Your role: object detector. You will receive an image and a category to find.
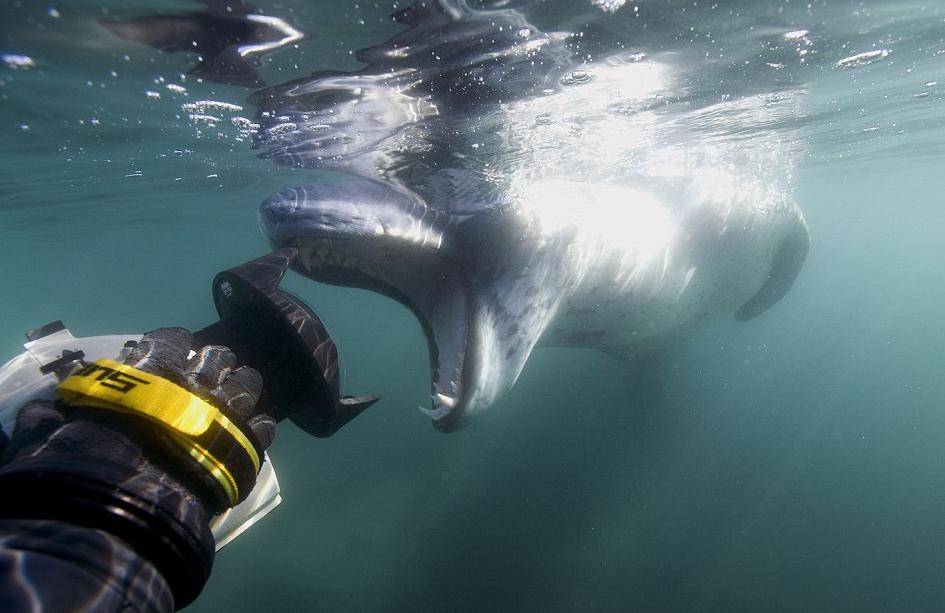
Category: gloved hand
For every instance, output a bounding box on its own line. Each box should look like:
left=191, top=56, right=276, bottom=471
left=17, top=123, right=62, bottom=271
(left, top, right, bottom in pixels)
left=128, top=326, right=275, bottom=451
left=0, top=327, right=275, bottom=513
left=0, top=328, right=277, bottom=608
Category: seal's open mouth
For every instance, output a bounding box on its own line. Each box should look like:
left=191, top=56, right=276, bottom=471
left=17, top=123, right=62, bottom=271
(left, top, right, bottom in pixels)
left=258, top=181, right=477, bottom=431
left=295, top=237, right=474, bottom=431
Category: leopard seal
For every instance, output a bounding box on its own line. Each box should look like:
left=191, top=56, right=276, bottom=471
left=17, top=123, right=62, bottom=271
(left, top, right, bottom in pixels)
left=255, top=0, right=810, bottom=431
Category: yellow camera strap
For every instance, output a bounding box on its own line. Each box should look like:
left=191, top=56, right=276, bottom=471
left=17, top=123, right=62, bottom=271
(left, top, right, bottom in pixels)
left=57, top=358, right=261, bottom=506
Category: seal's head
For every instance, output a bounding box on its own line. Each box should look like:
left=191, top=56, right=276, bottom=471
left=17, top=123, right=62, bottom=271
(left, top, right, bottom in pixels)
left=259, top=179, right=559, bottom=431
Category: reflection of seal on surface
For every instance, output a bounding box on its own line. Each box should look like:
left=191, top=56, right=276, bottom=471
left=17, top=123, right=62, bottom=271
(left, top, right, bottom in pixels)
left=98, top=0, right=302, bottom=88
left=252, top=0, right=811, bottom=431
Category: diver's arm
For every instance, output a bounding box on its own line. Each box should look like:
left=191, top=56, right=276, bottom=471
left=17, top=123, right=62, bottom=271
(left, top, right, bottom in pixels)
left=0, top=519, right=177, bottom=612
left=0, top=328, right=275, bottom=612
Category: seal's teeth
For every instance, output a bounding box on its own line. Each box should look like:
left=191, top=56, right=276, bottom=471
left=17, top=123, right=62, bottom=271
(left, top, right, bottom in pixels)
left=433, top=381, right=461, bottom=396
left=418, top=404, right=451, bottom=420
left=433, top=392, right=457, bottom=408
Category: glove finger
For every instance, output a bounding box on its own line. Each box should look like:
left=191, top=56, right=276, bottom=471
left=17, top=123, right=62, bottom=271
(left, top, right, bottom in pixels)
left=248, top=414, right=276, bottom=451
left=10, top=399, right=67, bottom=440
left=124, top=327, right=193, bottom=380
left=182, top=345, right=237, bottom=397
left=2, top=399, right=68, bottom=461
left=214, top=366, right=263, bottom=420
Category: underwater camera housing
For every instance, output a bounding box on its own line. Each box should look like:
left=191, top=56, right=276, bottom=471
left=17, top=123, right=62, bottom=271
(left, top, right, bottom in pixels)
left=194, top=247, right=379, bottom=437
left=0, top=248, right=379, bottom=549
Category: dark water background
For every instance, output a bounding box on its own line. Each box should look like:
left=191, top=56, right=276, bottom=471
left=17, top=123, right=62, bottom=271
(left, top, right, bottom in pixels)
left=2, top=0, right=945, bottom=611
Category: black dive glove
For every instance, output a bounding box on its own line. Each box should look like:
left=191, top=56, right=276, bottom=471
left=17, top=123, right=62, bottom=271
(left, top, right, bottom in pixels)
left=0, top=327, right=276, bottom=608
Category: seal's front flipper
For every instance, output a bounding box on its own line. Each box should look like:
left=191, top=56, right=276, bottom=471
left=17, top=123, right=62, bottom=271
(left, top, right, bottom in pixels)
left=735, top=219, right=810, bottom=321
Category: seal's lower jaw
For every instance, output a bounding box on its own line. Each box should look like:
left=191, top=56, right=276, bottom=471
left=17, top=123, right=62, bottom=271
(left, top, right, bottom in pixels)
left=423, top=298, right=543, bottom=432
left=421, top=328, right=509, bottom=433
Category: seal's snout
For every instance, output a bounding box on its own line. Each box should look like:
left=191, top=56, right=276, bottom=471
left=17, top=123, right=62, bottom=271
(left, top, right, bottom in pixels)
left=258, top=187, right=302, bottom=243
left=258, top=179, right=451, bottom=248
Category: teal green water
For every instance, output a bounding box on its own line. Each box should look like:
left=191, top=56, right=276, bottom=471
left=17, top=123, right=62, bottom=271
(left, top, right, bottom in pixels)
left=2, top=1, right=945, bottom=611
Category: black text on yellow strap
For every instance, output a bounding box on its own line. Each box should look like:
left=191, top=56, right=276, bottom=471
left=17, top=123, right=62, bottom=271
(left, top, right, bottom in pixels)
left=74, top=362, right=152, bottom=394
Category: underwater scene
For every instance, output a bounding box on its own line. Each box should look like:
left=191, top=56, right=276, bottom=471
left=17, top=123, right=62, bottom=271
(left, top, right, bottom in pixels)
left=1, top=0, right=944, bottom=610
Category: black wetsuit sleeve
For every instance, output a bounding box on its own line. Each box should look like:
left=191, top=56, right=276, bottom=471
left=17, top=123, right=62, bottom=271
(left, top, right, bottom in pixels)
left=0, top=330, right=270, bottom=611
left=0, top=405, right=217, bottom=612
left=0, top=519, right=174, bottom=613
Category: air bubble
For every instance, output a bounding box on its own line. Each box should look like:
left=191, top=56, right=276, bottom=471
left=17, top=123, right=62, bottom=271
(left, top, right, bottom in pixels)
left=188, top=114, right=221, bottom=125
left=2, top=54, right=36, bottom=70
left=561, top=69, right=595, bottom=86
left=836, top=49, right=890, bottom=69
left=181, top=100, right=243, bottom=114
left=591, top=0, right=626, bottom=14
left=266, top=122, right=298, bottom=136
